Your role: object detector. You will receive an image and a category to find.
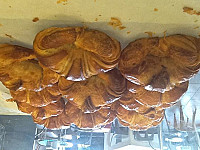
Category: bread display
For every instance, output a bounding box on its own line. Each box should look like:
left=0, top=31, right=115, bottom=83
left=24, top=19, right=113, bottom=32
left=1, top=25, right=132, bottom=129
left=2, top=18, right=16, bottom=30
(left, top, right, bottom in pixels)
left=33, top=27, right=121, bottom=81
left=58, top=68, right=126, bottom=113
left=0, top=30, right=199, bottom=131
left=119, top=35, right=200, bottom=92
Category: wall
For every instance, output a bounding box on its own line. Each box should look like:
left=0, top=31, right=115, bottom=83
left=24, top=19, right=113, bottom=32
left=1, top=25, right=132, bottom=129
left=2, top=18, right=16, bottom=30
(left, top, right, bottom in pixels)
left=0, top=115, right=36, bottom=150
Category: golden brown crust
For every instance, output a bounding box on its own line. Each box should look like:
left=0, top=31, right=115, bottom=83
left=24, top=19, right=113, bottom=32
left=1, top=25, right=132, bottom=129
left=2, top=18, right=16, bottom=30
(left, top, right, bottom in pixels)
left=115, top=102, right=164, bottom=130
left=0, top=44, right=35, bottom=68
left=33, top=27, right=121, bottom=81
left=10, top=84, right=62, bottom=107
left=31, top=98, right=65, bottom=120
left=119, top=90, right=151, bottom=113
left=17, top=98, right=65, bottom=120
left=0, top=60, right=43, bottom=91
left=40, top=64, right=60, bottom=87
left=33, top=111, right=71, bottom=129
left=126, top=81, right=188, bottom=107
left=119, top=35, right=200, bottom=92
left=16, top=101, right=36, bottom=114
left=59, top=68, right=126, bottom=113
left=65, top=102, right=115, bottom=128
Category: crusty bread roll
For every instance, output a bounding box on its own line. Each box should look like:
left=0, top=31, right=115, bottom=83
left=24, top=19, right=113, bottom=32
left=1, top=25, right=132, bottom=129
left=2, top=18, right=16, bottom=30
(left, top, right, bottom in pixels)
left=119, top=35, right=200, bottom=92
left=33, top=27, right=121, bottom=81
left=58, top=68, right=126, bottom=113
left=65, top=102, right=115, bottom=128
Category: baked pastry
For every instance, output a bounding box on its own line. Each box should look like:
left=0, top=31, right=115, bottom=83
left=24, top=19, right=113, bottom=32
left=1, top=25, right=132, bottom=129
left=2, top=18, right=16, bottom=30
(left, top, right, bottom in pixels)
left=16, top=101, right=36, bottom=114
left=58, top=68, right=126, bottom=113
left=115, top=101, right=164, bottom=130
left=0, top=60, right=43, bottom=91
left=119, top=90, right=151, bottom=114
left=0, top=44, right=35, bottom=68
left=10, top=84, right=62, bottom=107
left=31, top=98, right=65, bottom=119
left=33, top=27, right=121, bottom=81
left=119, top=35, right=200, bottom=92
left=65, top=102, right=115, bottom=128
left=17, top=97, right=68, bottom=129
left=126, top=81, right=188, bottom=107
left=33, top=111, right=71, bottom=129
left=41, top=64, right=60, bottom=87
left=16, top=98, right=65, bottom=119
left=0, top=44, right=59, bottom=90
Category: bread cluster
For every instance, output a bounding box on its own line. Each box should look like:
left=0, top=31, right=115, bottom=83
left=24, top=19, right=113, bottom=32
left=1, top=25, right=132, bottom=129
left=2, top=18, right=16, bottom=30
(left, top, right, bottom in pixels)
left=0, top=27, right=199, bottom=130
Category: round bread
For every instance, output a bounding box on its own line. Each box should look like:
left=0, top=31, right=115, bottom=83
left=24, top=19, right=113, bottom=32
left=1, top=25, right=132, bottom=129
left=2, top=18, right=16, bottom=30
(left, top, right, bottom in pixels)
left=58, top=68, right=126, bottom=113
left=119, top=35, right=200, bottom=92
left=33, top=27, right=121, bottom=81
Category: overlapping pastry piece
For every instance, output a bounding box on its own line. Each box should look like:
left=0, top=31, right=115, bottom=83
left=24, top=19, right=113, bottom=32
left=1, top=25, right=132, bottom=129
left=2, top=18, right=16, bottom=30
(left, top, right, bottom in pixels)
left=65, top=102, right=116, bottom=128
left=0, top=44, right=64, bottom=122
left=119, top=35, right=200, bottom=92
left=0, top=44, right=39, bottom=90
left=124, top=81, right=188, bottom=108
left=33, top=111, right=71, bottom=129
left=58, top=68, right=126, bottom=113
left=114, top=101, right=164, bottom=130
left=0, top=44, right=35, bottom=68
left=117, top=35, right=197, bottom=130
left=10, top=84, right=61, bottom=107
left=15, top=93, right=67, bottom=129
left=17, top=98, right=65, bottom=119
left=0, top=44, right=62, bottom=107
left=31, top=101, right=116, bottom=129
left=5, top=60, right=62, bottom=107
left=33, top=27, right=121, bottom=81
